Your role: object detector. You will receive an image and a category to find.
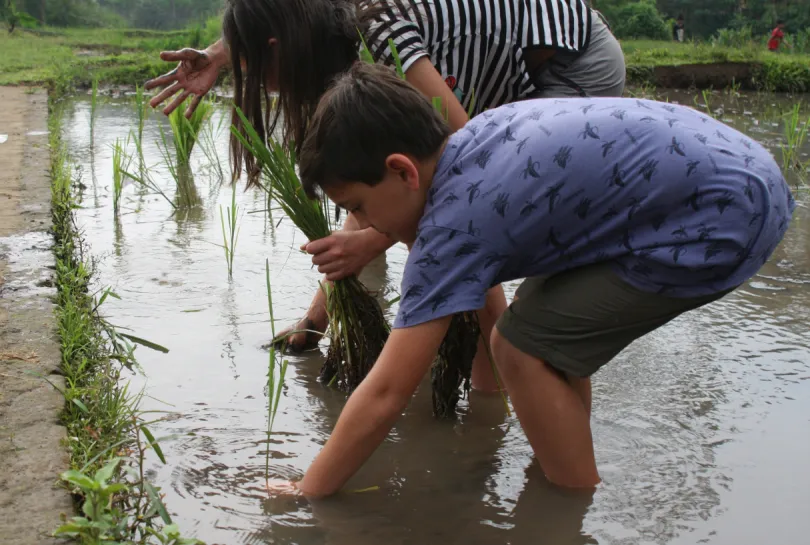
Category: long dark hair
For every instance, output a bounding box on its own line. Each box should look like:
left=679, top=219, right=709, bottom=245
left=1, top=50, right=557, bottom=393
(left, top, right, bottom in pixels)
left=223, top=0, right=374, bottom=187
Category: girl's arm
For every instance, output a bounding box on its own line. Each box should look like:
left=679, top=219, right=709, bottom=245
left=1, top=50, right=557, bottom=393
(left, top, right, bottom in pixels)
left=404, top=57, right=471, bottom=132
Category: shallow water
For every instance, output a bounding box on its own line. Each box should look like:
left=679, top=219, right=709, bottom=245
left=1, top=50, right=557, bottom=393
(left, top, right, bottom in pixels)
left=62, top=90, right=810, bottom=545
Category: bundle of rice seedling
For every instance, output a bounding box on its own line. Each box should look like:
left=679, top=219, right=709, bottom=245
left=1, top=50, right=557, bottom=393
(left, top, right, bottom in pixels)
left=431, top=312, right=481, bottom=418
left=231, top=108, right=389, bottom=392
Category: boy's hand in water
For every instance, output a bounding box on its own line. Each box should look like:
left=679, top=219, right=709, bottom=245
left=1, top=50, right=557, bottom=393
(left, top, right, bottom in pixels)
left=303, top=229, right=391, bottom=281
left=265, top=479, right=303, bottom=497
left=145, top=43, right=225, bottom=118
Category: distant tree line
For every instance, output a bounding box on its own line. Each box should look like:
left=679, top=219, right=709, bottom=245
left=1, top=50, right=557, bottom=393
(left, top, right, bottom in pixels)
left=13, top=0, right=222, bottom=29
left=596, top=0, right=809, bottom=40
left=5, top=0, right=810, bottom=37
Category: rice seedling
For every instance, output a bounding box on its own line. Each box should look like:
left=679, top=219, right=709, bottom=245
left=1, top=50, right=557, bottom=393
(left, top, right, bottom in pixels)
left=111, top=137, right=133, bottom=217
left=168, top=96, right=213, bottom=167
left=90, top=77, right=99, bottom=142
left=131, top=85, right=148, bottom=173
left=199, top=99, right=227, bottom=182
left=264, top=259, right=288, bottom=482
left=232, top=108, right=389, bottom=391
left=696, top=89, right=716, bottom=119
left=220, top=182, right=241, bottom=278
left=156, top=123, right=200, bottom=209
left=781, top=103, right=809, bottom=178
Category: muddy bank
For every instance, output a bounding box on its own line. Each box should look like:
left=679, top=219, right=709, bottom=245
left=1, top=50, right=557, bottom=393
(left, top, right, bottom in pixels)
left=627, top=60, right=810, bottom=92
left=0, top=87, right=72, bottom=544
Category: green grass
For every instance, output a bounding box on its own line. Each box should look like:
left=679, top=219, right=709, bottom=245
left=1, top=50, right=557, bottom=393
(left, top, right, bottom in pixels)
left=50, top=100, right=200, bottom=544
left=0, top=21, right=222, bottom=96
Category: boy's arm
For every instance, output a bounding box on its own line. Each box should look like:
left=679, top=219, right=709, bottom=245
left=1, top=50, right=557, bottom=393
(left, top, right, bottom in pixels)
left=297, top=316, right=452, bottom=497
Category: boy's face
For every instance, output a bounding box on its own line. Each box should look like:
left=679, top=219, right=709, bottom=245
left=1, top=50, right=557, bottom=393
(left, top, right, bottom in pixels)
left=324, top=154, right=427, bottom=245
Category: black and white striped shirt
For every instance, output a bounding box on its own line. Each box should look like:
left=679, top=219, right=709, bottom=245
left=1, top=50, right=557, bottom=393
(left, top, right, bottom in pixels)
left=365, top=0, right=592, bottom=114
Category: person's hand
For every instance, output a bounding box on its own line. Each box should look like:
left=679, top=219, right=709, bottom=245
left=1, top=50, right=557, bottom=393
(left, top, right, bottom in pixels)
left=145, top=48, right=222, bottom=118
left=303, top=230, right=383, bottom=281
left=265, top=479, right=303, bottom=496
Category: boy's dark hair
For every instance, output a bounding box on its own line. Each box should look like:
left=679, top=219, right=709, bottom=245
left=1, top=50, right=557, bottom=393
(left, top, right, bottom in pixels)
left=299, top=62, right=452, bottom=198
left=776, top=19, right=785, bottom=25
left=223, top=0, right=381, bottom=187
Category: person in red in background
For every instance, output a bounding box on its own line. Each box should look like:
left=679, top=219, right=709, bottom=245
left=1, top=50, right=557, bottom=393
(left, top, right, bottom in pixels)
left=768, top=20, right=792, bottom=52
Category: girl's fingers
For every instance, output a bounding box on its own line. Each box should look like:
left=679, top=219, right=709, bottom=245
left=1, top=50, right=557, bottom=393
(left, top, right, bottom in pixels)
left=149, top=81, right=181, bottom=108
left=164, top=90, right=191, bottom=116
left=144, top=69, right=178, bottom=91
left=185, top=94, right=203, bottom=119
left=159, top=49, right=200, bottom=62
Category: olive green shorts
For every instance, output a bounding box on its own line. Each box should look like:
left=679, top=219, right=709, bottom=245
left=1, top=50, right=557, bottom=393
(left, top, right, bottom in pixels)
left=495, top=263, right=734, bottom=377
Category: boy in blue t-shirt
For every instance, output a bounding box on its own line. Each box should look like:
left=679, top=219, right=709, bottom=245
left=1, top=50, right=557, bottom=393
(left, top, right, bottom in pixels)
left=277, top=63, right=794, bottom=497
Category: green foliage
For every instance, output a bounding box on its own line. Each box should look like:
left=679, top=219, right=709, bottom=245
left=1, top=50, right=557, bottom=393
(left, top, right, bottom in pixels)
left=606, top=0, right=669, bottom=40
left=50, top=106, right=198, bottom=544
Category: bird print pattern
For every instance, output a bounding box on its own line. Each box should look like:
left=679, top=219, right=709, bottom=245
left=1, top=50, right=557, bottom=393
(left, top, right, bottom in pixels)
left=392, top=97, right=795, bottom=329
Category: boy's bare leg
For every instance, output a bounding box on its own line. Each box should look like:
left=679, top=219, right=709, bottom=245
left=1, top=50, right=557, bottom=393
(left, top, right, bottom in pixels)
left=471, top=285, right=508, bottom=392
left=567, top=376, right=592, bottom=417
left=490, top=327, right=600, bottom=488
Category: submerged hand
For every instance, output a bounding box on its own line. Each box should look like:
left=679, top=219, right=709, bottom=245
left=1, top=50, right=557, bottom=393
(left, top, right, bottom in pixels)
left=303, top=230, right=381, bottom=281
left=265, top=479, right=303, bottom=497
left=145, top=48, right=221, bottom=117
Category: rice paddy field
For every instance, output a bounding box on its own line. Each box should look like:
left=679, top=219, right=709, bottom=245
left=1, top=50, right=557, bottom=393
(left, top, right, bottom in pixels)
left=58, top=88, right=810, bottom=544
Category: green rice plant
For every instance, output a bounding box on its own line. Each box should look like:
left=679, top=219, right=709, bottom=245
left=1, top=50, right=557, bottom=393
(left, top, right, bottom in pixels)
left=90, top=77, right=99, bottom=143
left=111, top=137, right=133, bottom=217
left=131, top=84, right=148, bottom=174
left=199, top=99, right=226, bottom=182
left=781, top=103, right=810, bottom=179
left=168, top=97, right=213, bottom=166
left=696, top=88, right=716, bottom=119
left=231, top=108, right=389, bottom=391
left=219, top=182, right=241, bottom=278
left=156, top=123, right=200, bottom=209
left=264, top=259, right=288, bottom=482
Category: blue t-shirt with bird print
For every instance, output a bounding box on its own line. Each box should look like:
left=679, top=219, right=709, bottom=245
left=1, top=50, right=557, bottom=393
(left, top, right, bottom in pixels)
left=394, top=97, right=795, bottom=329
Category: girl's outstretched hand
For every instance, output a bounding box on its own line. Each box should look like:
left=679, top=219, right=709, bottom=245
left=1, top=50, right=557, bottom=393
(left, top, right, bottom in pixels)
left=145, top=47, right=223, bottom=118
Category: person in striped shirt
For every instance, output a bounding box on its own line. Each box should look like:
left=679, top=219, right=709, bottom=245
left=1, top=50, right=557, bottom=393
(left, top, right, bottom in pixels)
left=145, top=0, right=626, bottom=391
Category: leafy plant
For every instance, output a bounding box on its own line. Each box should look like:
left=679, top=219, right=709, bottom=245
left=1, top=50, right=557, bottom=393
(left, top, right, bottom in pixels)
left=219, top=182, right=241, bottom=278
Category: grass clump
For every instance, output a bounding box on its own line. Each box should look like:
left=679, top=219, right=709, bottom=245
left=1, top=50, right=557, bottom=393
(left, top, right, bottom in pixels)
left=49, top=104, right=201, bottom=544
left=232, top=108, right=389, bottom=391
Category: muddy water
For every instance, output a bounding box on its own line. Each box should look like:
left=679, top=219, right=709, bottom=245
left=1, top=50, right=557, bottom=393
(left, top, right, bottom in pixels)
left=62, top=90, right=810, bottom=545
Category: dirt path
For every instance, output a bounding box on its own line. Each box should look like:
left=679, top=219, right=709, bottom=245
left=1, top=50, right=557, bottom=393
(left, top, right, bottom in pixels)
left=0, top=87, right=72, bottom=544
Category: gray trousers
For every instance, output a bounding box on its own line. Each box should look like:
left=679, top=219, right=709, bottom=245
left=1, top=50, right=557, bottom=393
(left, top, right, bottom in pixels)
left=530, top=10, right=626, bottom=99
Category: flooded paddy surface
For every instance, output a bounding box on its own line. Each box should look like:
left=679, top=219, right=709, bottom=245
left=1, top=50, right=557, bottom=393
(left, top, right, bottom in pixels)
left=62, top=89, right=810, bottom=545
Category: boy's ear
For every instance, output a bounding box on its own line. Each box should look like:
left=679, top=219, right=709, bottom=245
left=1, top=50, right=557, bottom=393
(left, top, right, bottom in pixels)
left=385, top=153, right=420, bottom=191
